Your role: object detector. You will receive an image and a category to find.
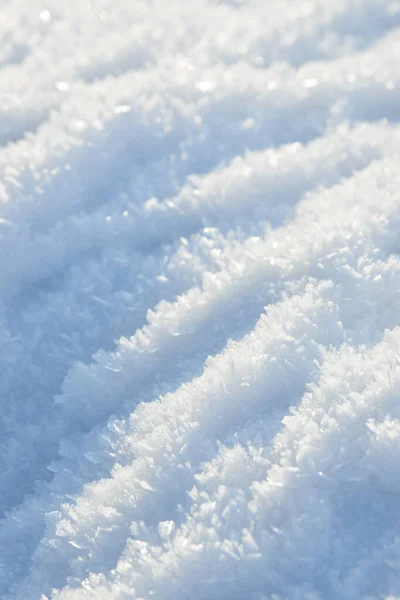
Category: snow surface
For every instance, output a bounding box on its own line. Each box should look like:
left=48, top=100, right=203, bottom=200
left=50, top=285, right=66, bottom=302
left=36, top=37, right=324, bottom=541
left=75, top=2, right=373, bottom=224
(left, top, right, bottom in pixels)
left=1, top=0, right=400, bottom=598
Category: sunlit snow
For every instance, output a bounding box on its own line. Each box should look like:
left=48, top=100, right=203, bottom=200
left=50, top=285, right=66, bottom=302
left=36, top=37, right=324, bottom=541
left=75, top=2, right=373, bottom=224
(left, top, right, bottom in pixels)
left=1, top=0, right=400, bottom=598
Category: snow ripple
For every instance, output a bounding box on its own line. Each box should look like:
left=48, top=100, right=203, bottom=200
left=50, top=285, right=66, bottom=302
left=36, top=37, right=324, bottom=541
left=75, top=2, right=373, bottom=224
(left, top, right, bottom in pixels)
left=1, top=1, right=400, bottom=599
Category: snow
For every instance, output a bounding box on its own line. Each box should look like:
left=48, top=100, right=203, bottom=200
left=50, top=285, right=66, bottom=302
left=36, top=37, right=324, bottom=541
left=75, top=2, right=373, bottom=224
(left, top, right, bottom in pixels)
left=1, top=0, right=400, bottom=598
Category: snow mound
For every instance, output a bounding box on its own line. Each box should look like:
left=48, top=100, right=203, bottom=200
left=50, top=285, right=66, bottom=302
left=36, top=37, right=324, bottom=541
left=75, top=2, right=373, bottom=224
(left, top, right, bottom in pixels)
left=1, top=1, right=400, bottom=598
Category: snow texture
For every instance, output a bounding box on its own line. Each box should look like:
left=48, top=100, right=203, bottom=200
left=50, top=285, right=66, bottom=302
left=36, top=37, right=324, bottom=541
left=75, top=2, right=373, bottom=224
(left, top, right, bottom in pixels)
left=1, top=0, right=400, bottom=598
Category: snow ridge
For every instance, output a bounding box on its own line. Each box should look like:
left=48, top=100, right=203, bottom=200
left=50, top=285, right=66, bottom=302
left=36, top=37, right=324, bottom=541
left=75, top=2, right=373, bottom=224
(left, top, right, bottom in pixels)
left=1, top=1, right=400, bottom=598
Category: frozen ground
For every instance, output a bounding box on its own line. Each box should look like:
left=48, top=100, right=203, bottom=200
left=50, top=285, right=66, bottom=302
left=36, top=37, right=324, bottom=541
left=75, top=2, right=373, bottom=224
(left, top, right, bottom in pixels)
left=1, top=0, right=400, bottom=598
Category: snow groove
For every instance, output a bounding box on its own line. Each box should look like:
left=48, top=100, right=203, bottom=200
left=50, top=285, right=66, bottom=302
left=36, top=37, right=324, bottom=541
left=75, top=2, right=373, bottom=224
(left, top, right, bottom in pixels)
left=1, top=1, right=400, bottom=599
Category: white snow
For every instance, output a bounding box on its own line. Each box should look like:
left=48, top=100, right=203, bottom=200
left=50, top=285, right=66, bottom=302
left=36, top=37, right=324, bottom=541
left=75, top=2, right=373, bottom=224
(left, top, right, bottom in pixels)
left=1, top=0, right=400, bottom=598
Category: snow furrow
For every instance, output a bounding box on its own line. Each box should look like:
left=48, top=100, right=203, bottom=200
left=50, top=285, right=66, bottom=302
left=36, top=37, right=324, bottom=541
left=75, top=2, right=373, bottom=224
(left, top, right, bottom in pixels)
left=1, top=2, right=400, bottom=599
left=58, top=155, right=400, bottom=431
left=0, top=121, right=395, bottom=519
left=89, top=330, right=400, bottom=600
left=3, top=153, right=400, bottom=597
left=2, top=29, right=400, bottom=303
